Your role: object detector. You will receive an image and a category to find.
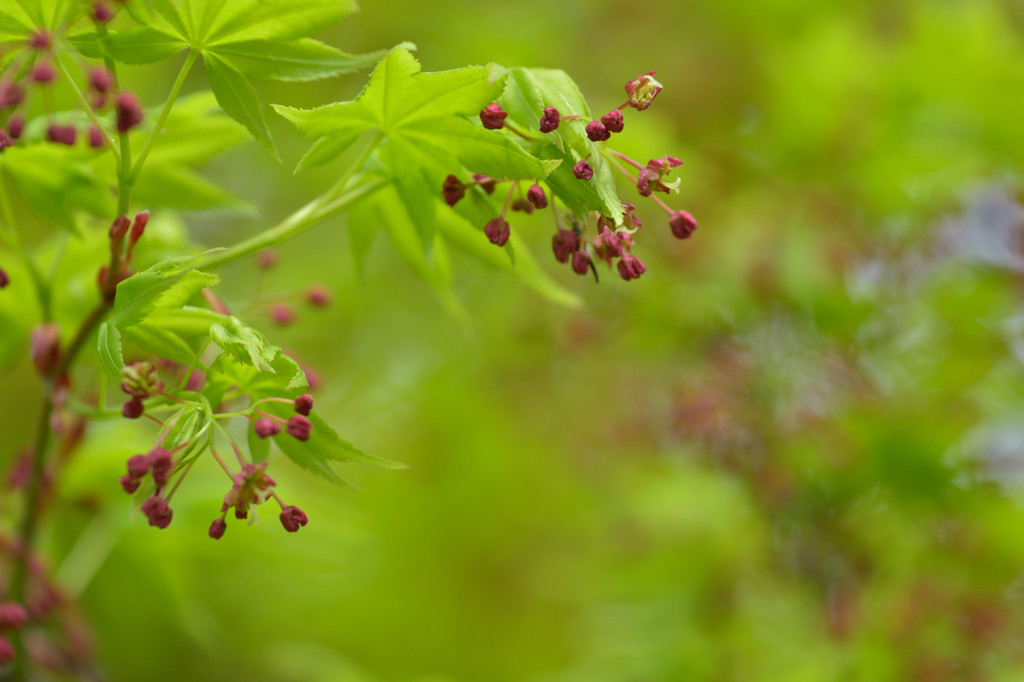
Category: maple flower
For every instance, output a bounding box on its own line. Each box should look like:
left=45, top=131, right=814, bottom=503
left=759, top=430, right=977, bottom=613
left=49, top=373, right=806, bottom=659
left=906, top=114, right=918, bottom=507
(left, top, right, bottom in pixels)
left=625, top=71, right=663, bottom=110
left=551, top=229, right=579, bottom=264
left=484, top=218, right=511, bottom=247
left=479, top=103, right=508, bottom=130
left=573, top=160, right=594, bottom=181
left=669, top=210, right=697, bottom=239
left=539, top=106, right=560, bottom=133
left=279, top=505, right=309, bottom=532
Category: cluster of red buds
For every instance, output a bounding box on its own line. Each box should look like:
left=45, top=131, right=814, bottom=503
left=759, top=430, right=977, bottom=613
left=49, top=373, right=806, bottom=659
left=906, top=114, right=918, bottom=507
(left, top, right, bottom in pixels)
left=249, top=249, right=333, bottom=327
left=441, top=70, right=697, bottom=282
left=0, top=5, right=144, bottom=155
left=116, top=380, right=314, bottom=536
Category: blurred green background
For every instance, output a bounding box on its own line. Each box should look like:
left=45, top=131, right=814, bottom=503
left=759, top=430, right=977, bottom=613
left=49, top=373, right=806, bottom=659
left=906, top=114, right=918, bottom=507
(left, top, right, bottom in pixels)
left=7, top=0, right=1024, bottom=680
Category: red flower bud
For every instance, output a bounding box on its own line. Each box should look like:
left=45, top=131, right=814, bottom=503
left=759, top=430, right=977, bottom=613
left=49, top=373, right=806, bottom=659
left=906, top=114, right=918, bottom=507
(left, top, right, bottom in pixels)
left=279, top=505, right=309, bottom=532
left=6, top=116, right=23, bottom=140
left=257, top=249, right=277, bottom=269
left=593, top=226, right=623, bottom=261
left=286, top=415, right=312, bottom=441
left=126, top=454, right=150, bottom=479
left=29, top=30, right=50, bottom=49
left=442, top=174, right=466, bottom=207
left=93, top=0, right=114, bottom=22
left=109, top=215, right=130, bottom=242
left=270, top=303, right=296, bottom=326
left=585, top=120, right=610, bottom=142
left=115, top=92, right=144, bottom=132
left=88, top=126, right=105, bottom=148
left=120, top=474, right=140, bottom=494
left=472, top=173, right=496, bottom=195
left=539, top=106, right=560, bottom=133
left=617, top=254, right=647, bottom=281
left=141, top=496, right=173, bottom=529
left=129, top=210, right=149, bottom=244
left=479, top=103, right=507, bottom=130
left=31, top=324, right=60, bottom=375
left=600, top=109, right=624, bottom=133
left=0, top=268, right=9, bottom=289
left=89, top=68, right=112, bottom=94
left=46, top=124, right=77, bottom=146
left=32, top=61, right=55, bottom=84
left=0, top=603, right=28, bottom=630
left=551, top=229, right=579, bottom=264
left=208, top=519, right=227, bottom=539
left=0, top=82, right=24, bottom=110
left=306, top=284, right=331, bottom=307
left=669, top=210, right=697, bottom=239
left=571, top=250, right=592, bottom=276
left=573, top=160, right=593, bottom=181
left=526, top=184, right=547, bottom=209
left=511, top=197, right=533, bottom=214
left=122, top=397, right=144, bottom=419
left=0, top=637, right=13, bottom=665
left=149, top=448, right=173, bottom=489
left=484, top=217, right=510, bottom=247
left=294, top=394, right=314, bottom=416
left=254, top=418, right=280, bottom=438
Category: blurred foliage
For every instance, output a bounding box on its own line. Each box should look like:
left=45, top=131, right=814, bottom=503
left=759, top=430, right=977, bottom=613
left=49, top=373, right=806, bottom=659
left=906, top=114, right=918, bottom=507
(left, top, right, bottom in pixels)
left=4, top=0, right=1024, bottom=680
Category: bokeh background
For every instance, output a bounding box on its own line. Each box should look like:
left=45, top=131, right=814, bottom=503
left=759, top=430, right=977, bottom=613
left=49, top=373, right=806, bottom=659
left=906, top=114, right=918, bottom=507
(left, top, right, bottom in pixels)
left=6, top=0, right=1024, bottom=680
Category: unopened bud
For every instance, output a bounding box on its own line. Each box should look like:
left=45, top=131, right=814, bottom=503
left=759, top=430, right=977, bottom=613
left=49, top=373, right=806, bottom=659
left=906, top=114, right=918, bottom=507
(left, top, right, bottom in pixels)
left=109, top=215, right=130, bottom=242
left=89, top=68, right=112, bottom=94
left=122, top=397, right=144, bottom=419
left=551, top=229, right=579, bottom=264
left=306, top=285, right=331, bottom=307
left=0, top=82, right=24, bottom=110
left=141, top=496, right=173, bottom=529
left=93, top=0, right=113, bottom=22
left=208, top=518, right=227, bottom=540
left=484, top=217, right=510, bottom=247
left=526, top=184, right=547, bottom=209
left=29, top=30, right=50, bottom=49
left=279, top=505, right=309, bottom=532
left=286, top=415, right=312, bottom=441
left=539, top=106, right=560, bottom=133
left=31, top=61, right=55, bottom=84
left=669, top=210, right=697, bottom=239
left=617, top=254, right=647, bottom=281
left=6, top=116, right=23, bottom=140
left=0, top=268, right=9, bottom=289
left=479, top=103, right=507, bottom=130
left=88, top=126, right=105, bottom=148
left=0, top=603, right=28, bottom=630
left=585, top=120, right=610, bottom=142
left=0, top=637, right=13, bottom=665
left=46, top=123, right=77, bottom=146
left=115, top=92, right=144, bottom=132
left=257, top=249, right=277, bottom=269
left=254, top=418, right=280, bottom=438
left=571, top=250, right=591, bottom=276
left=573, top=160, right=593, bottom=181
left=126, top=453, right=150, bottom=479
left=270, top=303, right=296, bottom=326
left=30, top=324, right=60, bottom=375
left=472, top=173, right=496, bottom=195
left=294, top=394, right=314, bottom=416
left=442, top=174, right=466, bottom=207
left=129, top=210, right=149, bottom=244
left=600, top=109, right=624, bottom=133
left=120, top=474, right=140, bottom=494
left=149, top=448, right=173, bottom=489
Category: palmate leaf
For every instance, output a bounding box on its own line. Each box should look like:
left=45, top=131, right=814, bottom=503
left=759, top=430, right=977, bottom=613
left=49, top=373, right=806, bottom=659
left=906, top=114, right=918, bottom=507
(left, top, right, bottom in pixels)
left=71, top=0, right=380, bottom=156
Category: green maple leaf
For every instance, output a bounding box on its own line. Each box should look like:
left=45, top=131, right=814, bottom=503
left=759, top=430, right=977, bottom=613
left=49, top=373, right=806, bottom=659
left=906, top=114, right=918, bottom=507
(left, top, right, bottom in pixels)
left=274, top=47, right=560, bottom=249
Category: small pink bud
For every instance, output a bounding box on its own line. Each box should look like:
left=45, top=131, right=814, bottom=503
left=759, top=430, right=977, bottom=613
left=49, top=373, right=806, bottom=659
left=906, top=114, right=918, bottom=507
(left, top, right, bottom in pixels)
left=0, top=82, right=24, bottom=110
left=593, top=226, right=623, bottom=260
left=484, top=217, right=510, bottom=247
left=279, top=505, right=309, bottom=532
left=294, top=394, right=314, bottom=416
left=120, top=474, right=140, bottom=494
left=571, top=250, right=591, bottom=276
left=129, top=210, right=149, bottom=244
left=257, top=249, right=277, bottom=269
left=551, top=229, right=579, bottom=264
left=89, top=68, right=112, bottom=94
left=585, top=120, right=610, bottom=142
left=208, top=519, right=227, bottom=539
left=625, top=71, right=663, bottom=110
left=472, top=173, right=496, bottom=195
left=526, top=184, right=547, bottom=209
left=6, top=116, right=24, bottom=140
left=0, top=131, right=11, bottom=151
left=30, top=324, right=60, bottom=375
left=479, top=103, right=507, bottom=130
left=0, top=637, right=13, bottom=665
left=149, top=448, right=173, bottom=489
left=636, top=168, right=653, bottom=197
left=617, top=254, right=647, bottom=281
left=306, top=285, right=330, bottom=307
left=600, top=109, right=624, bottom=133
left=573, top=160, right=593, bottom=181
left=122, top=397, right=144, bottom=419
left=234, top=506, right=248, bottom=520
left=141, top=496, right=173, bottom=529
left=28, top=30, right=50, bottom=49
left=511, top=197, right=533, bottom=214
left=442, top=174, right=465, bottom=207
left=115, top=92, right=144, bottom=132
left=126, top=454, right=150, bottom=479
left=270, top=303, right=296, bottom=326
left=669, top=210, right=697, bottom=239
left=109, top=215, right=130, bottom=242
left=88, top=126, right=105, bottom=148
left=539, top=106, right=560, bottom=133
left=0, top=603, right=28, bottom=630
left=0, top=268, right=9, bottom=289
left=32, top=61, right=55, bottom=84
left=254, top=418, right=280, bottom=438
left=286, top=415, right=312, bottom=441
left=93, top=0, right=114, bottom=22
left=46, top=123, right=77, bottom=146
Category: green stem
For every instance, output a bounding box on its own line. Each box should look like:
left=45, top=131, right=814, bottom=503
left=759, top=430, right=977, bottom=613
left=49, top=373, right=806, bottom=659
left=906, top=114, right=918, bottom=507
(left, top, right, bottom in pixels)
left=54, top=56, right=120, bottom=162
left=197, top=177, right=388, bottom=271
left=128, top=50, right=199, bottom=186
